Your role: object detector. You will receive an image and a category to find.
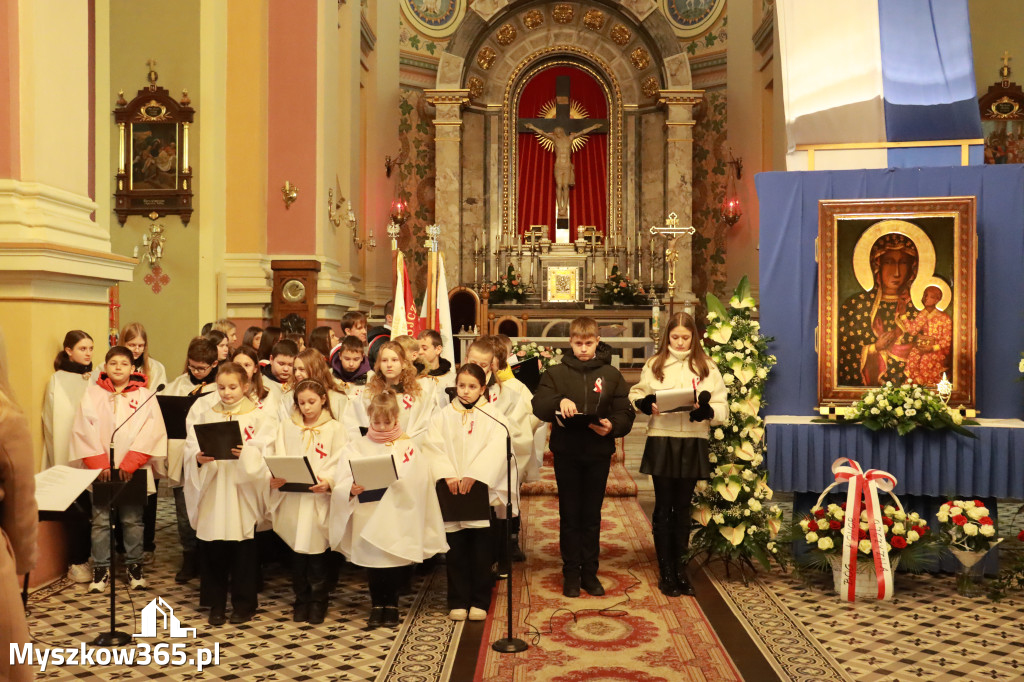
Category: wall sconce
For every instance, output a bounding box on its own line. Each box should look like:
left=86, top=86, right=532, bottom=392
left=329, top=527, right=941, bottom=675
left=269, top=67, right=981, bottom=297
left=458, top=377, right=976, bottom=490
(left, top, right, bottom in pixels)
left=328, top=188, right=374, bottom=249
left=327, top=187, right=344, bottom=228
left=721, top=149, right=743, bottom=227
left=133, top=222, right=166, bottom=268
left=281, top=181, right=298, bottom=209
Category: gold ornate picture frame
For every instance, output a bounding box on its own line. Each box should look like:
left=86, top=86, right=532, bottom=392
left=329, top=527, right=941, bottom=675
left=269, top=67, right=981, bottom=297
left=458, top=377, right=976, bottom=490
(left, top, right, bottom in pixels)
left=545, top=266, right=580, bottom=302
left=113, top=67, right=195, bottom=225
left=817, top=197, right=977, bottom=407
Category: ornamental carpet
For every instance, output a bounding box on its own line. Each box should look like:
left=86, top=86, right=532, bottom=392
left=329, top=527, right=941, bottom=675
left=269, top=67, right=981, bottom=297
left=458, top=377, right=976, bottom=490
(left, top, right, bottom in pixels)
left=24, top=496, right=460, bottom=681
left=474, top=482, right=741, bottom=680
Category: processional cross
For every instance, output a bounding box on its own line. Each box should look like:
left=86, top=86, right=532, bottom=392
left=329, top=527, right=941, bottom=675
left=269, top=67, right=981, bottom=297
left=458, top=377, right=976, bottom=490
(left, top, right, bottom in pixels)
left=650, top=212, right=696, bottom=307
left=517, top=76, right=608, bottom=231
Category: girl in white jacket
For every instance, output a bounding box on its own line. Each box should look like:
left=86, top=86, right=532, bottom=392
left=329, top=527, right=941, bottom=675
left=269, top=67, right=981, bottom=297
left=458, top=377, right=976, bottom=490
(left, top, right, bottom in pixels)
left=423, top=364, right=509, bottom=621
left=183, top=362, right=275, bottom=626
left=42, top=330, right=95, bottom=582
left=330, top=389, right=447, bottom=628
left=269, top=379, right=346, bottom=624
left=629, top=312, right=727, bottom=597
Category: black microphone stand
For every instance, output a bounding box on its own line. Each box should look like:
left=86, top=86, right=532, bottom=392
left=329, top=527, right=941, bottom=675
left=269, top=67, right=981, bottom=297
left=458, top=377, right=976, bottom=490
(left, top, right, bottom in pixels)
left=474, top=403, right=528, bottom=654
left=93, top=382, right=164, bottom=647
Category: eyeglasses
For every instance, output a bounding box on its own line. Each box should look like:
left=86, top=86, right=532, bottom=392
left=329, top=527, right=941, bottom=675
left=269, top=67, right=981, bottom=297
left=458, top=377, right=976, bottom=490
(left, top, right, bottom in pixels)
left=188, top=364, right=212, bottom=374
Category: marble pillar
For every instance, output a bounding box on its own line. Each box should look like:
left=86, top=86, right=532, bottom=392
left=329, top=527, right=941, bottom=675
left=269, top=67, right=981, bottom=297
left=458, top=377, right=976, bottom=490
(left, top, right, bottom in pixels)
left=659, top=89, right=703, bottom=312
left=425, top=89, right=470, bottom=287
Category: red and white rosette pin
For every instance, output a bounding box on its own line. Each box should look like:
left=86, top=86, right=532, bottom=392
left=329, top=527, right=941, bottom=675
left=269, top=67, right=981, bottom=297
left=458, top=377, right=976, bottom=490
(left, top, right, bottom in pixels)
left=812, top=457, right=901, bottom=602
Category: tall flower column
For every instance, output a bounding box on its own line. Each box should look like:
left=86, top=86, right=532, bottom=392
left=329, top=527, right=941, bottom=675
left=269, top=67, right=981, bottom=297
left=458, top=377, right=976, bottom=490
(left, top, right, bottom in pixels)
left=425, top=89, right=469, bottom=286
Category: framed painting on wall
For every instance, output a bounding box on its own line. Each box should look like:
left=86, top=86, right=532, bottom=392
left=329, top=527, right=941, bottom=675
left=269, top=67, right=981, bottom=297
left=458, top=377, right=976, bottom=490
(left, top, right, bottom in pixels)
left=114, top=66, right=195, bottom=225
left=817, top=197, right=977, bottom=408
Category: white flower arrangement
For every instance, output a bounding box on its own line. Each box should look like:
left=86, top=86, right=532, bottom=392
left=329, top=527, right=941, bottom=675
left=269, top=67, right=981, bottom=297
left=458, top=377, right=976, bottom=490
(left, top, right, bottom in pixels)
left=937, top=499, right=999, bottom=553
left=840, top=382, right=978, bottom=438
left=688, top=276, right=783, bottom=572
left=510, top=339, right=562, bottom=372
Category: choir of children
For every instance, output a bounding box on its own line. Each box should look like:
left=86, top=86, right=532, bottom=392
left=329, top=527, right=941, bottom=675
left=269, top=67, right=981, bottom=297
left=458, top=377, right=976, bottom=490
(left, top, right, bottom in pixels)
left=43, top=309, right=724, bottom=631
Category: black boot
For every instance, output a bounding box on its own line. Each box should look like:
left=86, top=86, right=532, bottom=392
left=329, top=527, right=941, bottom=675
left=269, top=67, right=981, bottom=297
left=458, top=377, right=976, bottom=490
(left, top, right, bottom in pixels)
left=175, top=551, right=199, bottom=584
left=673, top=521, right=695, bottom=597
left=653, top=524, right=682, bottom=597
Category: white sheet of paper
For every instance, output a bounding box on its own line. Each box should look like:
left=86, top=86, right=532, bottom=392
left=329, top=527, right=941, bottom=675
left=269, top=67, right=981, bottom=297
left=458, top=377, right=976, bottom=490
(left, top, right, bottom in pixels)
left=35, top=465, right=102, bottom=512
left=655, top=388, right=696, bottom=413
left=265, top=456, right=317, bottom=486
left=350, top=453, right=397, bottom=491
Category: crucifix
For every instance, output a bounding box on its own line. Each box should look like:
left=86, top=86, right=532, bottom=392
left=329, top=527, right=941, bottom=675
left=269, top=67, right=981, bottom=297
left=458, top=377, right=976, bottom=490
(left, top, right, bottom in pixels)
left=650, top=212, right=696, bottom=312
left=517, top=75, right=608, bottom=240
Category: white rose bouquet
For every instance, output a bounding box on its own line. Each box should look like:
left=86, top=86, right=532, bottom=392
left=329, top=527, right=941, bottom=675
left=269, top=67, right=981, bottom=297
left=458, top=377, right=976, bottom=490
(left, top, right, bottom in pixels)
left=837, top=382, right=978, bottom=438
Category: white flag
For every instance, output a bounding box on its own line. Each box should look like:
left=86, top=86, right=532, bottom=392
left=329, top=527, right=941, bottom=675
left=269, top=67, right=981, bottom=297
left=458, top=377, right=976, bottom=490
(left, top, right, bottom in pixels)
left=436, top=253, right=455, bottom=364
left=391, top=252, right=410, bottom=339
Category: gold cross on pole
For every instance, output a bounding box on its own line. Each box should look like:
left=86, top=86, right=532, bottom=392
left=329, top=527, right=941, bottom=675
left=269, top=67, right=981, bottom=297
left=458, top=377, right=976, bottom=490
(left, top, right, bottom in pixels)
left=649, top=213, right=695, bottom=304
left=1001, top=51, right=1012, bottom=69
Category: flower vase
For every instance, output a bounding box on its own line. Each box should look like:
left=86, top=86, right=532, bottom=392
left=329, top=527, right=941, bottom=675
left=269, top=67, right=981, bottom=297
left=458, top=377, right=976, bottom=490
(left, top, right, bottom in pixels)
left=951, top=549, right=987, bottom=597
left=828, top=554, right=900, bottom=599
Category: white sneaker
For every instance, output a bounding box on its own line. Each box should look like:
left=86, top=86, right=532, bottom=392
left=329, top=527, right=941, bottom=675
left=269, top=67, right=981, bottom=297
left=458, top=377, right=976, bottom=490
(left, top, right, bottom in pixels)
left=126, top=563, right=147, bottom=590
left=468, top=607, right=487, bottom=621
left=88, top=568, right=109, bottom=593
left=448, top=608, right=468, bottom=621
left=68, top=562, right=92, bottom=584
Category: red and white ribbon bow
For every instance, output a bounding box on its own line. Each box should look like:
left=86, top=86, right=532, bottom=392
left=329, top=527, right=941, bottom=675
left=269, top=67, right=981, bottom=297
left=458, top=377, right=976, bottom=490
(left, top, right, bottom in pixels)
left=814, top=457, right=901, bottom=602
left=593, top=378, right=603, bottom=393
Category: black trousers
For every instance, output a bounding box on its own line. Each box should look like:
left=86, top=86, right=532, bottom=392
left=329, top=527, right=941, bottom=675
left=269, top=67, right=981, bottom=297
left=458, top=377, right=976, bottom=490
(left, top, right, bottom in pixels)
left=445, top=527, right=493, bottom=610
left=366, top=566, right=406, bottom=607
left=651, top=476, right=699, bottom=554
left=291, top=550, right=331, bottom=607
left=552, top=449, right=611, bottom=577
left=199, top=538, right=258, bottom=613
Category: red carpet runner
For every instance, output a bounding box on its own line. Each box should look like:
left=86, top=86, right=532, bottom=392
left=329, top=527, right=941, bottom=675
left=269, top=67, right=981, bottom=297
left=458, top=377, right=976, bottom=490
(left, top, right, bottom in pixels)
left=475, top=444, right=740, bottom=681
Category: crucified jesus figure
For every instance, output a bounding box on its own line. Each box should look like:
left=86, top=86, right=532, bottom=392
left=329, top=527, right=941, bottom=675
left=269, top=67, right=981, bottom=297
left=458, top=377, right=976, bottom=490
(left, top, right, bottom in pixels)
left=524, top=123, right=602, bottom=219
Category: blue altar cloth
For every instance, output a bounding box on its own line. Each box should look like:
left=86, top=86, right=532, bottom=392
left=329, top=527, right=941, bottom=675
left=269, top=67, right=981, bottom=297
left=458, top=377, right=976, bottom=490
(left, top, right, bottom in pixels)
left=766, top=416, right=1024, bottom=498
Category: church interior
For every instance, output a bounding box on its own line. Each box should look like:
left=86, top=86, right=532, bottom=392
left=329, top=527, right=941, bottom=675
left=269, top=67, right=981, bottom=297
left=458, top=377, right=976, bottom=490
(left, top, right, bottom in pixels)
left=5, top=0, right=1024, bottom=680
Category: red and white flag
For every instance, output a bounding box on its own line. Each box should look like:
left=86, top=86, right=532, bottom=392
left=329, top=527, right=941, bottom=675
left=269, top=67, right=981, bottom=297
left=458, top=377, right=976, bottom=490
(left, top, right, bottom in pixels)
left=420, top=252, right=455, bottom=365
left=392, top=252, right=423, bottom=339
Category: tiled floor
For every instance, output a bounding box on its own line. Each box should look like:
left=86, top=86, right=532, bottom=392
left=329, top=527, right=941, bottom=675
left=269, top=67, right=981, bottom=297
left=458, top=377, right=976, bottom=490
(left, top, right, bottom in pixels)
left=25, top=504, right=460, bottom=681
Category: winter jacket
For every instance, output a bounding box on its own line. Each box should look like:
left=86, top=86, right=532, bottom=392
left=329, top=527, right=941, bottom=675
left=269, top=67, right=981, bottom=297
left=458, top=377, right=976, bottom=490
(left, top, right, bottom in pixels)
left=628, top=348, right=728, bottom=439
left=532, top=342, right=635, bottom=457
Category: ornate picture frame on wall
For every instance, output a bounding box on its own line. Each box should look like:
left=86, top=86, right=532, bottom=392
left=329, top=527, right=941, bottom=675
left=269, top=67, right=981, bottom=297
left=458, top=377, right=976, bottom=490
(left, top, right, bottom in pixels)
left=113, top=62, right=195, bottom=226
left=978, top=55, right=1024, bottom=165
left=817, top=197, right=977, bottom=408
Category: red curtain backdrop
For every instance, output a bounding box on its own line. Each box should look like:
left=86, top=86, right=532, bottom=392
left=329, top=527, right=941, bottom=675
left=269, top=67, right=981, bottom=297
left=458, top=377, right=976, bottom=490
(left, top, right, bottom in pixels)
left=516, top=66, right=608, bottom=242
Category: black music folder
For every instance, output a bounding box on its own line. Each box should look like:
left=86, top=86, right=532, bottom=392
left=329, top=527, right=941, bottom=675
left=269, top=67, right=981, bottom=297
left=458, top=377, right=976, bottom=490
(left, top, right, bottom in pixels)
left=265, top=456, right=318, bottom=493
left=194, top=421, right=243, bottom=460
left=434, top=480, right=491, bottom=522
left=554, top=411, right=602, bottom=429
left=93, top=469, right=148, bottom=508
left=157, top=394, right=201, bottom=439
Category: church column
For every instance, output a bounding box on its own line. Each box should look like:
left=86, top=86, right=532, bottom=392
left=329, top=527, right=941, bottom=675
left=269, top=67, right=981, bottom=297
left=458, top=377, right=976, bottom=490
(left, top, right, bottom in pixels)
left=659, top=89, right=703, bottom=311
left=0, top=0, right=134, bottom=464
left=425, top=88, right=469, bottom=286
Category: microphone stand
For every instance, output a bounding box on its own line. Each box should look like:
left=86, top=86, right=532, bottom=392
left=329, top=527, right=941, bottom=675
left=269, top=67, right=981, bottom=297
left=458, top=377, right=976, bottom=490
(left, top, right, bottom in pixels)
left=474, top=403, right=528, bottom=654
left=93, top=382, right=164, bottom=647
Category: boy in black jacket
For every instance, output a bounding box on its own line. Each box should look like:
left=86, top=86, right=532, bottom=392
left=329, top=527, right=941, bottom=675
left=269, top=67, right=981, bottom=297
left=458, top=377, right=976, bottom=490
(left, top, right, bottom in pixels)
left=532, top=317, right=635, bottom=597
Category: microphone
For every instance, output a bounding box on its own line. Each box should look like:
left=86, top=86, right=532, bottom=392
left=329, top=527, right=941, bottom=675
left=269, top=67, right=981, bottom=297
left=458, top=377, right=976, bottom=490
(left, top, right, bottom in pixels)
left=108, top=383, right=165, bottom=470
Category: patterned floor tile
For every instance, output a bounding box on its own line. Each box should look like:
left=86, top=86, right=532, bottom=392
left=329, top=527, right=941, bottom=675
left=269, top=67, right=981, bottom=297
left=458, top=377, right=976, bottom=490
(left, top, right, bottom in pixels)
left=24, top=497, right=454, bottom=681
